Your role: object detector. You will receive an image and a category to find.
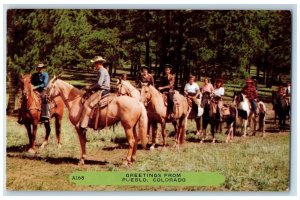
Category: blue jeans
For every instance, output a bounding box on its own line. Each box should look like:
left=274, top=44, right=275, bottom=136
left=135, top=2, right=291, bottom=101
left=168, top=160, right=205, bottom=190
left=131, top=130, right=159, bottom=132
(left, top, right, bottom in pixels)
left=250, top=99, right=257, bottom=112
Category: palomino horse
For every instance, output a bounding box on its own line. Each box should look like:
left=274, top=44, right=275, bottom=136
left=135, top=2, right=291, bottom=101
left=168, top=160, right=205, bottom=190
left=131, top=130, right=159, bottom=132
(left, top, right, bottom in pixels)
left=140, top=83, right=189, bottom=148
left=116, top=78, right=140, bottom=100
left=233, top=91, right=266, bottom=137
left=19, top=74, right=64, bottom=153
left=46, top=77, right=148, bottom=165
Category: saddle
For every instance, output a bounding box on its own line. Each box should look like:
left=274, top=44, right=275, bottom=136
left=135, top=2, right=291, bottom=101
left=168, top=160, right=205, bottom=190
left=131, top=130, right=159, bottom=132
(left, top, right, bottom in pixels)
left=89, top=93, right=115, bottom=130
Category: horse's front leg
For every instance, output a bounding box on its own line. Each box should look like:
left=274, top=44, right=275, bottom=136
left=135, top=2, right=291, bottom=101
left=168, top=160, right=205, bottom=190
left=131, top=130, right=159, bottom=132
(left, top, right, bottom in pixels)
left=55, top=115, right=63, bottom=148
left=243, top=119, right=248, bottom=137
left=161, top=123, right=166, bottom=147
left=252, top=116, right=257, bottom=136
left=75, top=127, right=87, bottom=165
left=123, top=127, right=136, bottom=165
left=150, top=123, right=157, bottom=150
left=25, top=123, right=33, bottom=151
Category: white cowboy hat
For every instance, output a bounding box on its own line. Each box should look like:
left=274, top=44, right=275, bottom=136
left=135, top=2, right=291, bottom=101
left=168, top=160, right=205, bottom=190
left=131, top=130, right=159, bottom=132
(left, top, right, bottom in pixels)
left=90, top=56, right=106, bottom=63
left=36, top=63, right=47, bottom=68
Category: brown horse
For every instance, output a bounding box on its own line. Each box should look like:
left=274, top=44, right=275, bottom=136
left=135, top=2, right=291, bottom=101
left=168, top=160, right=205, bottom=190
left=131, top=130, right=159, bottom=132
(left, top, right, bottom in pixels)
left=46, top=77, right=148, bottom=165
left=140, top=83, right=189, bottom=148
left=19, top=74, right=64, bottom=153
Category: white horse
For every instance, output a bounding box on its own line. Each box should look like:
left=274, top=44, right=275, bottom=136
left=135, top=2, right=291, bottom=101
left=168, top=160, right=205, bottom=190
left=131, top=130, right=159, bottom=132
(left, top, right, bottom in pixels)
left=233, top=92, right=266, bottom=137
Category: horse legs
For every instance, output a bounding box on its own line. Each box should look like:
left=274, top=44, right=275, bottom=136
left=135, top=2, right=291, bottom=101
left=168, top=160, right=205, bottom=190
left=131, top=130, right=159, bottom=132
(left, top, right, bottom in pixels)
left=195, top=118, right=202, bottom=136
left=131, top=126, right=138, bottom=162
left=150, top=123, right=158, bottom=150
left=124, top=127, right=136, bottom=165
left=211, top=121, right=216, bottom=143
left=243, top=119, right=248, bottom=137
left=55, top=115, right=62, bottom=147
left=161, top=123, right=166, bottom=147
left=252, top=116, right=257, bottom=136
left=179, top=117, right=187, bottom=145
left=25, top=123, right=33, bottom=150
left=75, top=127, right=87, bottom=165
left=41, top=121, right=51, bottom=149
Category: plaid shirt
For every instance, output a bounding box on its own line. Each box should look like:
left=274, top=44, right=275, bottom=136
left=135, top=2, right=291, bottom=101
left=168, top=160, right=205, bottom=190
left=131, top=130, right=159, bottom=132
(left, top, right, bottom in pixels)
left=242, top=85, right=258, bottom=100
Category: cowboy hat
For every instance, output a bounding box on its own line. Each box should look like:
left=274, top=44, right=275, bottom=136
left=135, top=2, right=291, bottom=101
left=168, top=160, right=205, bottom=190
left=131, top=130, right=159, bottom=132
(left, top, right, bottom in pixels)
left=90, top=56, right=106, bottom=63
left=141, top=66, right=150, bottom=71
left=164, top=64, right=172, bottom=69
left=216, top=78, right=224, bottom=85
left=36, top=63, right=47, bottom=68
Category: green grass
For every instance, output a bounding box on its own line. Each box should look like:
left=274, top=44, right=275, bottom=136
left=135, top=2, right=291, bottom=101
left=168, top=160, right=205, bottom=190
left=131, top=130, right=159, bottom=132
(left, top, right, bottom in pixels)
left=6, top=73, right=290, bottom=191
left=6, top=105, right=290, bottom=191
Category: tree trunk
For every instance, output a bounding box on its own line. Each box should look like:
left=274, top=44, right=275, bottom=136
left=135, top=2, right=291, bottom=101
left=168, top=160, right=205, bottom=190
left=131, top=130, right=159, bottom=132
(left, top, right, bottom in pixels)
left=6, top=71, right=19, bottom=115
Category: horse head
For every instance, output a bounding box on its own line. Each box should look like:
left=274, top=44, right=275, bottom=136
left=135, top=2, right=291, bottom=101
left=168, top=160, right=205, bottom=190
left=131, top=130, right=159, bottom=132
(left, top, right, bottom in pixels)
left=46, top=76, right=60, bottom=100
left=140, top=82, right=152, bottom=107
left=233, top=91, right=245, bottom=106
left=19, top=74, right=32, bottom=100
left=201, top=91, right=211, bottom=108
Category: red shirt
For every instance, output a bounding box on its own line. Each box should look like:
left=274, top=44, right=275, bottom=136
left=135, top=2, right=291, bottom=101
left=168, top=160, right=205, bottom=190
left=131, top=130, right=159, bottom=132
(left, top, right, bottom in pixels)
left=242, top=85, right=258, bottom=100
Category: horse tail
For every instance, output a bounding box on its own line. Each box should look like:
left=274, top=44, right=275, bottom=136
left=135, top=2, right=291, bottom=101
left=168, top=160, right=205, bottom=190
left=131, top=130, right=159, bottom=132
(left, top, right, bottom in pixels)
left=137, top=102, right=148, bottom=149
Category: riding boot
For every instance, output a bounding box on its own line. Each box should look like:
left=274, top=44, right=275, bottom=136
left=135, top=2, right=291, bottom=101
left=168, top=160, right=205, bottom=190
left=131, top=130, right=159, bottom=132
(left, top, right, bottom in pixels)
left=40, top=102, right=50, bottom=123
left=17, top=109, right=24, bottom=125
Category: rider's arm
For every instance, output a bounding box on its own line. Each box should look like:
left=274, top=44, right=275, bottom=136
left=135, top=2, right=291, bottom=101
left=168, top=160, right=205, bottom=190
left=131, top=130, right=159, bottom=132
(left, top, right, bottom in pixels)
left=33, top=73, right=49, bottom=90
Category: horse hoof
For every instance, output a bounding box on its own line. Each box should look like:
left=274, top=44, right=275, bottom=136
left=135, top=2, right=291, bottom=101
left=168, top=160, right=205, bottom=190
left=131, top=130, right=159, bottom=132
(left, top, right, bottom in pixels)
left=27, top=148, right=36, bottom=155
left=150, top=145, right=155, bottom=150
left=58, top=144, right=62, bottom=149
left=78, top=159, right=85, bottom=166
left=123, top=160, right=132, bottom=167
left=225, top=139, right=229, bottom=143
left=200, top=140, right=204, bottom=144
left=40, top=141, right=48, bottom=149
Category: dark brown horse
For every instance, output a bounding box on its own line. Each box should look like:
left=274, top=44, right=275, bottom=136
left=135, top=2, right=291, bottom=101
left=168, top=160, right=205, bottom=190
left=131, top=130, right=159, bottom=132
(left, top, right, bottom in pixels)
left=19, top=74, right=64, bottom=153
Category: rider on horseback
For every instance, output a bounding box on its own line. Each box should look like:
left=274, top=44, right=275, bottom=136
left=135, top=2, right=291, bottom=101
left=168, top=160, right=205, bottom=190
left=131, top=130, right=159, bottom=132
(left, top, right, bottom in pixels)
left=184, top=75, right=202, bottom=117
left=136, top=66, right=155, bottom=87
left=18, top=63, right=50, bottom=124
left=241, top=78, right=258, bottom=116
left=79, top=56, right=110, bottom=130
left=213, top=78, right=225, bottom=119
left=158, top=64, right=175, bottom=120
left=201, top=77, right=214, bottom=94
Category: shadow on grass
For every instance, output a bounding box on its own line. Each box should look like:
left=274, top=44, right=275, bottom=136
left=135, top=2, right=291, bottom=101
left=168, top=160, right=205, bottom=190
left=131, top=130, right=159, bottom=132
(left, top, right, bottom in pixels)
left=6, top=150, right=108, bottom=165
left=6, top=145, right=28, bottom=153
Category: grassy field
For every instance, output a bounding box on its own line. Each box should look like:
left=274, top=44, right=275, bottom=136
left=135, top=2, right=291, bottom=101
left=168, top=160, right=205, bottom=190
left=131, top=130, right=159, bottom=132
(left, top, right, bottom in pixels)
left=6, top=100, right=290, bottom=191
left=6, top=69, right=290, bottom=192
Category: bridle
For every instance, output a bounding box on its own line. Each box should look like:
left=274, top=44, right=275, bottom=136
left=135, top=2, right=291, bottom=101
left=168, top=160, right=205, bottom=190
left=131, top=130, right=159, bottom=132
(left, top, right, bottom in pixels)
left=46, top=82, right=82, bottom=109
left=141, top=86, right=152, bottom=107
left=118, top=82, right=136, bottom=97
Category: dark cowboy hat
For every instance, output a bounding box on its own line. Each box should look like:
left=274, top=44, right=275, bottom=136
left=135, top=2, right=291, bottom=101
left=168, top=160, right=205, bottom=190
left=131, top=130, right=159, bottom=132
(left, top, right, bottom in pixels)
left=246, top=78, right=254, bottom=83
left=164, top=64, right=172, bottom=69
left=216, top=78, right=224, bottom=85
left=90, top=56, right=106, bottom=64
left=36, top=63, right=47, bottom=68
left=141, top=66, right=150, bottom=71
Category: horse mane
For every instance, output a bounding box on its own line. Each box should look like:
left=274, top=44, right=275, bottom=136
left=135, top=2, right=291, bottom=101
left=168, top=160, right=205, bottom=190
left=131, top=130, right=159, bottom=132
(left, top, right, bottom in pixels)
left=121, top=80, right=136, bottom=91
left=56, top=79, right=85, bottom=96
left=148, top=85, right=161, bottom=96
